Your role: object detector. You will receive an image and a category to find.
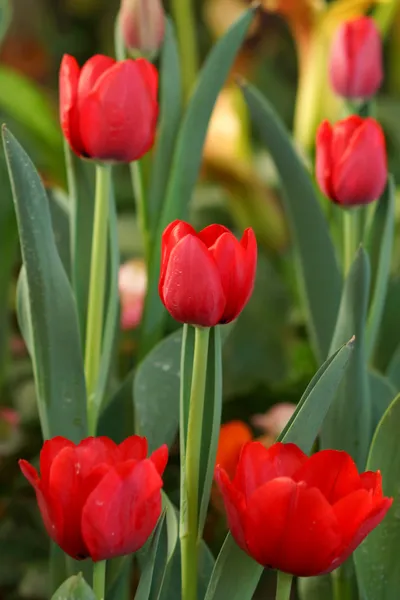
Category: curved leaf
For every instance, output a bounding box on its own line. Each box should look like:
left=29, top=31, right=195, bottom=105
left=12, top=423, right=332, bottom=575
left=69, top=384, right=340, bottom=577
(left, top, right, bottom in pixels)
left=320, top=247, right=371, bottom=469
left=354, top=393, right=400, bottom=600
left=241, top=81, right=342, bottom=363
left=3, top=127, right=87, bottom=442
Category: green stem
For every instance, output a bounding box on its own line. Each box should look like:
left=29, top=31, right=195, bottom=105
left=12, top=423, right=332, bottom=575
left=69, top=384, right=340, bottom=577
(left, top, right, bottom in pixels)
left=130, top=161, right=150, bottom=265
left=64, top=140, right=78, bottom=292
left=93, top=560, right=107, bottom=600
left=275, top=572, right=293, bottom=600
left=343, top=209, right=362, bottom=275
left=171, top=0, right=199, bottom=103
left=181, top=326, right=210, bottom=600
left=332, top=567, right=357, bottom=600
left=85, top=164, right=111, bottom=436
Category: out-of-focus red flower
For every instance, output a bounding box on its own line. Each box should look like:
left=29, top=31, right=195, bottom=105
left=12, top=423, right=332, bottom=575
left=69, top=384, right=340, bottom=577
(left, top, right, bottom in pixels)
left=216, top=421, right=253, bottom=480
left=316, top=116, right=387, bottom=206
left=159, top=220, right=257, bottom=327
left=120, top=0, right=165, bottom=55
left=329, top=17, right=383, bottom=100
left=119, top=260, right=147, bottom=330
left=216, top=441, right=392, bottom=577
left=59, top=54, right=158, bottom=162
left=19, top=436, right=168, bottom=561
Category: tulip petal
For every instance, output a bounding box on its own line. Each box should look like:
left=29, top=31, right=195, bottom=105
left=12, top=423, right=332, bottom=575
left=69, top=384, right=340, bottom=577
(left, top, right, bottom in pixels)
left=59, top=54, right=85, bottom=156
left=19, top=459, right=39, bottom=487
left=329, top=25, right=352, bottom=97
left=331, top=115, right=364, bottom=165
left=333, top=118, right=387, bottom=205
left=233, top=442, right=307, bottom=500
left=197, top=224, right=231, bottom=248
left=349, top=20, right=383, bottom=98
left=331, top=489, right=393, bottom=570
left=315, top=121, right=335, bottom=200
left=160, top=234, right=226, bottom=327
left=118, top=436, right=148, bottom=462
left=274, top=483, right=342, bottom=576
left=75, top=437, right=118, bottom=476
left=214, top=466, right=247, bottom=551
left=82, top=459, right=163, bottom=561
left=293, top=449, right=361, bottom=503
left=159, top=220, right=196, bottom=303
left=360, top=470, right=383, bottom=496
left=149, top=444, right=169, bottom=476
left=135, top=58, right=158, bottom=99
left=208, top=232, right=247, bottom=323
left=77, top=54, right=115, bottom=112
left=40, top=436, right=75, bottom=489
left=79, top=60, right=158, bottom=161
left=216, top=421, right=252, bottom=480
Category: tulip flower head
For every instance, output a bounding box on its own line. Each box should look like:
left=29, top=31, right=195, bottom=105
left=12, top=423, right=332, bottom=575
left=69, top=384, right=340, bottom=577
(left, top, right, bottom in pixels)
left=59, top=54, right=158, bottom=162
left=19, top=436, right=168, bottom=561
left=159, top=220, right=257, bottom=327
left=120, top=0, right=165, bottom=56
left=119, top=259, right=147, bottom=330
left=316, top=116, right=387, bottom=206
left=216, top=442, right=392, bottom=577
left=329, top=17, right=383, bottom=100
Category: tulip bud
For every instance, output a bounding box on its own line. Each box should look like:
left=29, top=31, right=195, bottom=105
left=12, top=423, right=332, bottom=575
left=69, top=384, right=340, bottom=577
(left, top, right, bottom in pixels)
left=118, top=259, right=147, bottom=330
left=59, top=54, right=158, bottom=162
left=159, top=220, right=257, bottom=327
left=120, top=0, right=165, bottom=56
left=315, top=116, right=387, bottom=206
left=329, top=16, right=383, bottom=100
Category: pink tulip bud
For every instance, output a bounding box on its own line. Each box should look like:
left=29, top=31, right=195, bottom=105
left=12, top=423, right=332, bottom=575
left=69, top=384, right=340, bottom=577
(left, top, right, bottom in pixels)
left=120, top=0, right=165, bottom=56
left=329, top=17, right=383, bottom=100
left=119, top=260, right=147, bottom=330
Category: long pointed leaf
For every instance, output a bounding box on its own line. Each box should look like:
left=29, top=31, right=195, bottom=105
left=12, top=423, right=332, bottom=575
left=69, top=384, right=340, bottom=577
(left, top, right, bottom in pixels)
left=241, top=82, right=342, bottom=363
left=320, top=247, right=371, bottom=469
left=3, top=127, right=87, bottom=442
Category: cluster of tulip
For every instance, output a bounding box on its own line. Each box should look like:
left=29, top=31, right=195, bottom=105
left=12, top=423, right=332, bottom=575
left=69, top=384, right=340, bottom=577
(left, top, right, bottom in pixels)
left=8, top=3, right=393, bottom=600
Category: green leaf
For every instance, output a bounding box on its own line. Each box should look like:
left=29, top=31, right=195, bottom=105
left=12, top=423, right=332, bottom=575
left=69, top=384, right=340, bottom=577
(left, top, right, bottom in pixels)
left=3, top=127, right=87, bottom=442
left=279, top=339, right=354, bottom=454
left=135, top=512, right=167, bottom=600
left=204, top=534, right=262, bottom=600
left=241, top=81, right=342, bottom=364
left=140, top=6, right=256, bottom=355
left=369, top=370, right=396, bottom=435
left=0, top=0, right=11, bottom=45
left=320, top=247, right=371, bottom=469
left=134, top=329, right=183, bottom=452
left=0, top=67, right=64, bottom=177
left=387, top=344, right=400, bottom=391
left=147, top=18, right=182, bottom=235
left=98, top=370, right=135, bottom=442
left=0, top=149, right=18, bottom=385
left=374, top=277, right=400, bottom=371
left=366, top=177, right=395, bottom=359
left=354, top=393, right=400, bottom=600
left=198, top=326, right=222, bottom=536
left=205, top=338, right=354, bottom=600
left=51, top=574, right=96, bottom=600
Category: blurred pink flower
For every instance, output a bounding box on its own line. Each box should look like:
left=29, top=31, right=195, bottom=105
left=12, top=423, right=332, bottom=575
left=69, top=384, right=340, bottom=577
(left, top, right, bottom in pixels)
left=119, top=260, right=147, bottom=330
left=251, top=402, right=296, bottom=438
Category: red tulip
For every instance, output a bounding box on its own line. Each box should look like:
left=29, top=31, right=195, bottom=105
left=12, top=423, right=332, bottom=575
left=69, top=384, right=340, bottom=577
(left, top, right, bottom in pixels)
left=329, top=17, right=383, bottom=100
left=316, top=116, right=387, bottom=206
left=215, top=442, right=392, bottom=577
left=159, top=220, right=257, bottom=327
left=59, top=54, right=158, bottom=162
left=19, top=436, right=168, bottom=561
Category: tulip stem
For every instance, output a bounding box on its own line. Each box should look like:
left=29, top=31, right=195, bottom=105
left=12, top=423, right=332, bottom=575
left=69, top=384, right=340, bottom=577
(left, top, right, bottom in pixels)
left=181, top=326, right=210, bottom=600
left=275, top=571, right=293, bottom=600
left=130, top=161, right=150, bottom=264
left=85, top=163, right=111, bottom=435
left=171, top=0, right=199, bottom=103
left=343, top=209, right=361, bottom=275
left=93, top=560, right=107, bottom=600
